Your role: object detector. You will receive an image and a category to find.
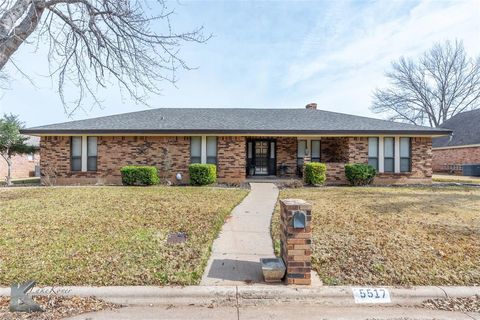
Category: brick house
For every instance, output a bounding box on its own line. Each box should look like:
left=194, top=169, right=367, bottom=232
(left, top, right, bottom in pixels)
left=432, top=109, right=480, bottom=174
left=21, top=104, right=450, bottom=185
left=0, top=136, right=40, bottom=180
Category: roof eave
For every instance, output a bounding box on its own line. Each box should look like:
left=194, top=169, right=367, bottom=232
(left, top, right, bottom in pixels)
left=20, top=128, right=453, bottom=136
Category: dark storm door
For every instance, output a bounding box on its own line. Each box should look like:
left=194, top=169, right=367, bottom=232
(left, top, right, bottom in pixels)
left=248, top=140, right=276, bottom=176
left=255, top=141, right=269, bottom=175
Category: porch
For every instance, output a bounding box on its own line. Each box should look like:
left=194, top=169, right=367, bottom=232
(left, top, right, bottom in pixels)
left=241, top=136, right=364, bottom=184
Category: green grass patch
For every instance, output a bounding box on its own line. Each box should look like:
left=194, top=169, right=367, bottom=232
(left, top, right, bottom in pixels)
left=0, top=186, right=248, bottom=286
left=272, top=186, right=480, bottom=286
left=11, top=177, right=41, bottom=185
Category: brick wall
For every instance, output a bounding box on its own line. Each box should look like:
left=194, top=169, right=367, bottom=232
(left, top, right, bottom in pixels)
left=347, top=137, right=369, bottom=163
left=0, top=152, right=39, bottom=179
left=321, top=137, right=367, bottom=184
left=325, top=162, right=348, bottom=184
left=276, top=137, right=297, bottom=177
left=40, top=136, right=71, bottom=183
left=39, top=135, right=433, bottom=185
left=432, top=146, right=480, bottom=172
left=41, top=136, right=190, bottom=185
left=217, top=136, right=246, bottom=183
left=321, top=137, right=349, bottom=162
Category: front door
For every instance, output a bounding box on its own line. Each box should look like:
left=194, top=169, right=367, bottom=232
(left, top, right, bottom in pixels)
left=247, top=140, right=276, bottom=176
left=255, top=141, right=269, bottom=174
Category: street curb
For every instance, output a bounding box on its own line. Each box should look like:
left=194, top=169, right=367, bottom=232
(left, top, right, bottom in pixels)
left=1, top=285, right=479, bottom=307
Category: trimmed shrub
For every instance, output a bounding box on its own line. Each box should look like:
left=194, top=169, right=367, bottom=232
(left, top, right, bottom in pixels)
left=303, top=162, right=326, bottom=185
left=344, top=163, right=376, bottom=186
left=120, top=166, right=160, bottom=186
left=189, top=164, right=217, bottom=186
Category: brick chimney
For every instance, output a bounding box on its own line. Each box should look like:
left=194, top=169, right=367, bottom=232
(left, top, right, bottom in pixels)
left=305, top=103, right=317, bottom=110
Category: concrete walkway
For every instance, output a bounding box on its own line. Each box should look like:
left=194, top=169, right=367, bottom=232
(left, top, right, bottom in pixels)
left=200, top=183, right=279, bottom=285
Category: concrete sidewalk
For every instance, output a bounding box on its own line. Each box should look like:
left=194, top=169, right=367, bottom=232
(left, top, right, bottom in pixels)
left=200, top=183, right=279, bottom=285
left=67, top=305, right=480, bottom=320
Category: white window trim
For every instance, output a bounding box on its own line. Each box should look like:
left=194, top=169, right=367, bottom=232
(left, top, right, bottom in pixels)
left=394, top=136, right=401, bottom=173
left=81, top=136, right=88, bottom=172
left=378, top=137, right=384, bottom=173
left=201, top=136, right=207, bottom=164
left=193, top=135, right=216, bottom=164
left=376, top=136, right=404, bottom=173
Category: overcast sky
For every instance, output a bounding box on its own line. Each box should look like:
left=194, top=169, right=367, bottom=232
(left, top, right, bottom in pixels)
left=0, top=0, right=479, bottom=127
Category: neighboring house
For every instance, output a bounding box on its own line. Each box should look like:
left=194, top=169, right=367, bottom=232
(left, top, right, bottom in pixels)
left=432, top=109, right=480, bottom=173
left=0, top=136, right=40, bottom=180
left=21, top=104, right=450, bottom=185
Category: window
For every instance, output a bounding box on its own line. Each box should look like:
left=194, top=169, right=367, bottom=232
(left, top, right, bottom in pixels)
left=368, top=138, right=379, bottom=170
left=87, top=137, right=97, bottom=171
left=190, top=137, right=201, bottom=164
left=384, top=137, right=395, bottom=172
left=311, top=140, right=321, bottom=162
left=71, top=137, right=82, bottom=171
left=191, top=136, right=217, bottom=165
left=206, top=136, right=217, bottom=164
left=297, top=140, right=307, bottom=166
left=400, top=138, right=411, bottom=172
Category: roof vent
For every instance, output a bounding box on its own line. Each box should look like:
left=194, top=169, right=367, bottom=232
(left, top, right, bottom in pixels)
left=305, top=103, right=317, bottom=110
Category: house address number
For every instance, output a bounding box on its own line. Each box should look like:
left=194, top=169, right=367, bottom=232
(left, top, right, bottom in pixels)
left=352, top=288, right=391, bottom=304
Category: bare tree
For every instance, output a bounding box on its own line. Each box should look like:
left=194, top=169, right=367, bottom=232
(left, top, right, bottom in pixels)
left=371, top=40, right=480, bottom=127
left=0, top=0, right=209, bottom=115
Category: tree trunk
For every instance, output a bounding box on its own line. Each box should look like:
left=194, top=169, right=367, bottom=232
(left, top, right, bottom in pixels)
left=6, top=157, right=13, bottom=186
left=0, top=0, right=45, bottom=70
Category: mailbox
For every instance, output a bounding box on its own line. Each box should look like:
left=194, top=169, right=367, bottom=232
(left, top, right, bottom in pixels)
left=293, top=210, right=306, bottom=229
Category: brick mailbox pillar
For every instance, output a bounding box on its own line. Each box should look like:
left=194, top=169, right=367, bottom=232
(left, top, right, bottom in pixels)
left=280, top=199, right=312, bottom=285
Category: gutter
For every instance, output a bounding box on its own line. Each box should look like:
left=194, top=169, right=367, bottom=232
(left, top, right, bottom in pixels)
left=433, top=143, right=480, bottom=150
left=20, top=129, right=453, bottom=137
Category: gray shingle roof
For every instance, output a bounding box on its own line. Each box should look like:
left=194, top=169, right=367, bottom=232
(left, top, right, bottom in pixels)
left=433, top=109, right=480, bottom=148
left=22, top=108, right=451, bottom=135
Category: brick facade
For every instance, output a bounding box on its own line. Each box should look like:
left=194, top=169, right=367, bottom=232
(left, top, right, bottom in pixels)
left=41, top=136, right=190, bottom=185
left=276, top=137, right=297, bottom=177
left=432, top=146, right=480, bottom=173
left=217, top=136, right=246, bottom=183
left=321, top=137, right=349, bottom=162
left=0, top=152, right=39, bottom=180
left=325, top=163, right=349, bottom=184
left=39, top=135, right=433, bottom=185
left=322, top=137, right=368, bottom=184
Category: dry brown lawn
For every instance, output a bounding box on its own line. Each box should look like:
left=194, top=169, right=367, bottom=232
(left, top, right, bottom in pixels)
left=433, top=174, right=480, bottom=184
left=272, top=186, right=480, bottom=286
left=0, top=186, right=247, bottom=286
